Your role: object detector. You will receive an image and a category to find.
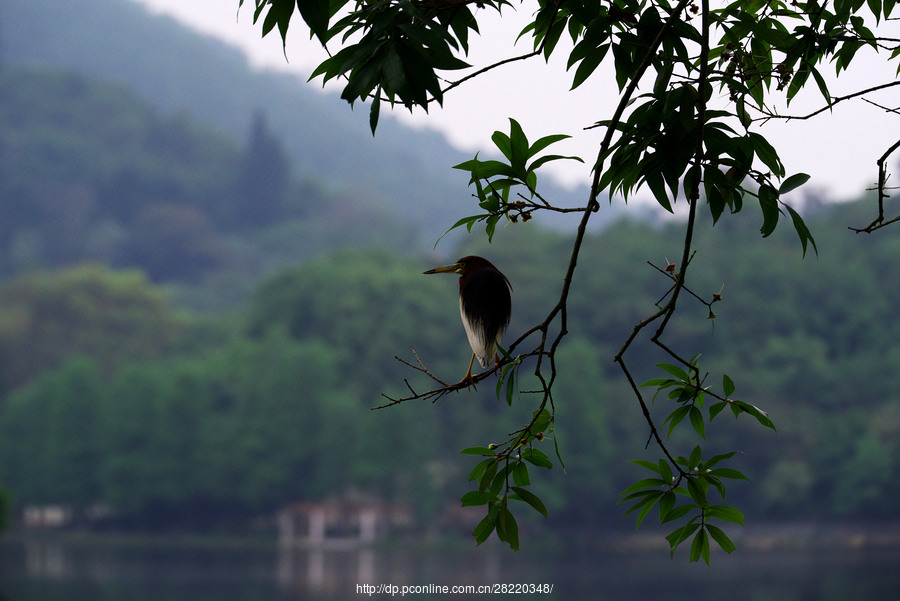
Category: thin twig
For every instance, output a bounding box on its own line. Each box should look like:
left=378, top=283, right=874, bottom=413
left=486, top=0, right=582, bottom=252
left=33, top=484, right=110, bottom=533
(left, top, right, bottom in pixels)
left=850, top=138, right=900, bottom=233
left=756, top=80, right=900, bottom=123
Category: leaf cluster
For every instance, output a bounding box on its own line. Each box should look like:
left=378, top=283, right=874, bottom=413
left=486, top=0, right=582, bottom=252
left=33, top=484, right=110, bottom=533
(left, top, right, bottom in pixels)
left=459, top=408, right=555, bottom=550
left=445, top=118, right=584, bottom=242
left=622, top=446, right=747, bottom=564
left=643, top=362, right=775, bottom=440
left=621, top=357, right=773, bottom=562
left=242, top=0, right=509, bottom=132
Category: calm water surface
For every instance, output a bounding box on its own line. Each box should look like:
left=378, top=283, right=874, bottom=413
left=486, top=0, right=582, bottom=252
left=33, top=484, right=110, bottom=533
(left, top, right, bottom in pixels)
left=1, top=534, right=899, bottom=601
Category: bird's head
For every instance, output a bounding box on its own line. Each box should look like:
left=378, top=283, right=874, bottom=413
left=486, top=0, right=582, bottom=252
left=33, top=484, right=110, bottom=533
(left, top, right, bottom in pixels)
left=423, top=256, right=495, bottom=277
left=424, top=256, right=511, bottom=289
left=424, top=259, right=464, bottom=276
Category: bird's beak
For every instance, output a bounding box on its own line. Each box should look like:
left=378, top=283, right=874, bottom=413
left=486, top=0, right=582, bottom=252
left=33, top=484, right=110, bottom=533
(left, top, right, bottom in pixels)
left=423, top=262, right=463, bottom=275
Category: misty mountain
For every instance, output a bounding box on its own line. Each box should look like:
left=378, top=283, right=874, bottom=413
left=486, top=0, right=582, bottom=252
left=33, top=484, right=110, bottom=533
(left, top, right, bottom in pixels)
left=2, top=0, right=616, bottom=247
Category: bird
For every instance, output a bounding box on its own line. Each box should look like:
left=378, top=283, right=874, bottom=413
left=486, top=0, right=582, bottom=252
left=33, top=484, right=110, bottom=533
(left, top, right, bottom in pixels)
left=424, top=255, right=512, bottom=386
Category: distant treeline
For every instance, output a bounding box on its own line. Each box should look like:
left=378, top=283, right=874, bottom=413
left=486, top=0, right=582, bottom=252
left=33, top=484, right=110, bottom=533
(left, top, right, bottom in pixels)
left=1, top=200, right=899, bottom=533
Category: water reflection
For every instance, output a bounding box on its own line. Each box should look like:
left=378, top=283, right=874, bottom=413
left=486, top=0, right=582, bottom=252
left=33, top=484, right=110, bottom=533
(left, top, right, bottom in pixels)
left=275, top=544, right=502, bottom=597
left=3, top=534, right=900, bottom=601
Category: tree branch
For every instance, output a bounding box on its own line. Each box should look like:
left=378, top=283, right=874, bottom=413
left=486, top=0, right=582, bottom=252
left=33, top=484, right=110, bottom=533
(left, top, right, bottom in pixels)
left=756, top=80, right=900, bottom=123
left=613, top=0, right=711, bottom=476
left=849, top=137, right=900, bottom=233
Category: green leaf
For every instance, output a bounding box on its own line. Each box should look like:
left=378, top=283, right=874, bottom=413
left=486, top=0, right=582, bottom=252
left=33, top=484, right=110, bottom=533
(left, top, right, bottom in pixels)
left=659, top=490, right=676, bottom=520
left=708, top=474, right=727, bottom=501
left=511, top=486, right=549, bottom=518
left=461, top=446, right=497, bottom=456
left=530, top=408, right=552, bottom=436
left=657, top=362, right=690, bottom=381
left=779, top=172, right=811, bottom=195
left=688, top=445, right=702, bottom=468
left=552, top=432, right=566, bottom=471
left=736, top=96, right=753, bottom=128
left=491, top=130, right=512, bottom=162
left=641, top=377, right=678, bottom=389
left=512, top=461, right=530, bottom=486
left=708, top=504, right=745, bottom=526
left=496, top=361, right=518, bottom=406
left=704, top=451, right=738, bottom=468
left=629, top=459, right=662, bottom=474
left=661, top=503, right=694, bottom=524
left=507, top=118, right=530, bottom=175
left=665, top=405, right=691, bottom=437
left=528, top=153, right=585, bottom=171
left=658, top=459, right=673, bottom=483
left=634, top=491, right=663, bottom=527
left=620, top=478, right=667, bottom=497
left=453, top=158, right=516, bottom=180
left=485, top=213, right=500, bottom=242
left=461, top=490, right=495, bottom=507
left=707, top=524, right=736, bottom=554
left=666, top=521, right=700, bottom=555
left=472, top=504, right=499, bottom=545
left=478, top=459, right=499, bottom=492
left=689, top=406, right=706, bottom=439
left=733, top=400, right=777, bottom=430
left=521, top=447, right=553, bottom=469
left=293, top=0, right=332, bottom=42
left=645, top=171, right=674, bottom=213
left=467, top=458, right=495, bottom=482
left=570, top=43, right=610, bottom=89
left=434, top=214, right=482, bottom=248
left=709, top=401, right=728, bottom=421
left=687, top=477, right=706, bottom=505
left=489, top=467, right=507, bottom=496
left=527, top=133, right=572, bottom=160
left=758, top=184, right=781, bottom=238
left=749, top=132, right=784, bottom=177
left=690, top=528, right=710, bottom=565
left=868, top=0, right=882, bottom=22
left=785, top=204, right=818, bottom=257
left=722, top=374, right=735, bottom=397
left=479, top=190, right=501, bottom=213
left=497, top=503, right=520, bottom=550
left=710, top=468, right=749, bottom=481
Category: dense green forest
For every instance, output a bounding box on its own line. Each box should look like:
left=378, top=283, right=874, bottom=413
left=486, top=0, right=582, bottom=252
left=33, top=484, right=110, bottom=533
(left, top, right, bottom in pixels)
left=1, top=200, right=899, bottom=533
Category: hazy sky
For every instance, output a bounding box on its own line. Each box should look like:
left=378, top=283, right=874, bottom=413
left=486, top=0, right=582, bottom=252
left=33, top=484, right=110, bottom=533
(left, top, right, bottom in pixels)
left=134, top=0, right=900, bottom=203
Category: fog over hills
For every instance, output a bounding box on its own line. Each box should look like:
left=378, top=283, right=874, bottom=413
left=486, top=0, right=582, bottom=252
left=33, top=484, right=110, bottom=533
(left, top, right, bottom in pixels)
left=2, top=0, right=620, bottom=248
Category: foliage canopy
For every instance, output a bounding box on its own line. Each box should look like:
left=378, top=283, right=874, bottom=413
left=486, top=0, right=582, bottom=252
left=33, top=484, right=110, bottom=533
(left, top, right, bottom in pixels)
left=241, top=0, right=900, bottom=560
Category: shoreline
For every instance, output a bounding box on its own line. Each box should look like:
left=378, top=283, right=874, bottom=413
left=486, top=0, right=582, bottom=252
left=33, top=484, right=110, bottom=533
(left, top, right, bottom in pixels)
left=6, top=521, right=900, bottom=554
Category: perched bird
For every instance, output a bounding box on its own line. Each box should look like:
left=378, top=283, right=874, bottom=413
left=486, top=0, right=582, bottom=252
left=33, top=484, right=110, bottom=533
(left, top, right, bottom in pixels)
left=424, top=256, right=512, bottom=385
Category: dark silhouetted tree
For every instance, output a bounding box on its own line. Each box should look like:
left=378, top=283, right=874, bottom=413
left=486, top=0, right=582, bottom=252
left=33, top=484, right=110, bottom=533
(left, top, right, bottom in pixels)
left=235, top=110, right=291, bottom=227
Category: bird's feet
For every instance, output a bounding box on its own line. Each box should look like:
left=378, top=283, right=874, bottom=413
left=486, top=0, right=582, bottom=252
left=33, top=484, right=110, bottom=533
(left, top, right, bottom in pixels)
left=455, top=374, right=477, bottom=390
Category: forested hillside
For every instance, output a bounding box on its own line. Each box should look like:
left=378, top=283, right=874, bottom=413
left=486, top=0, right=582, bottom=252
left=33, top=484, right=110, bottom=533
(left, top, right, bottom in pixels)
left=0, top=66, right=417, bottom=308
left=1, top=202, right=898, bottom=533
left=1, top=0, right=607, bottom=247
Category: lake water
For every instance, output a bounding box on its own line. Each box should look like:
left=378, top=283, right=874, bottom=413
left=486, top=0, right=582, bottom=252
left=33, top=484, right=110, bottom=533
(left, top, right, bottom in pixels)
left=1, top=532, right=899, bottom=600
